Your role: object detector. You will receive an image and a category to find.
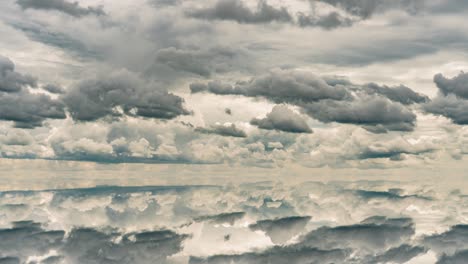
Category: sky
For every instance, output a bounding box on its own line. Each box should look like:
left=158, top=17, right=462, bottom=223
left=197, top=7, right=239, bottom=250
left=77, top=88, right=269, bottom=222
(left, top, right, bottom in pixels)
left=1, top=0, right=468, bottom=188
left=4, top=1, right=468, bottom=263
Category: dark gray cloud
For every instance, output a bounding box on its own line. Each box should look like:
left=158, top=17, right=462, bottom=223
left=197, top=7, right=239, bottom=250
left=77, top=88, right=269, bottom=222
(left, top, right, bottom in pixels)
left=437, top=250, right=468, bottom=264
left=0, top=221, right=64, bottom=261
left=0, top=90, right=66, bottom=128
left=424, top=95, right=468, bottom=124
left=194, top=212, right=246, bottom=225
left=63, top=228, right=188, bottom=263
left=302, top=96, right=416, bottom=132
left=195, top=123, right=247, bottom=138
left=188, top=0, right=292, bottom=24
left=191, top=70, right=420, bottom=132
left=189, top=247, right=349, bottom=264
left=317, top=0, right=422, bottom=19
left=365, top=244, right=427, bottom=264
left=434, top=72, right=468, bottom=99
left=251, top=105, right=312, bottom=134
left=249, top=216, right=311, bottom=244
left=0, top=220, right=189, bottom=264
left=0, top=55, right=36, bottom=93
left=153, top=46, right=250, bottom=80
left=355, top=189, right=431, bottom=201
left=16, top=0, right=105, bottom=17
left=0, top=257, right=19, bottom=264
left=0, top=56, right=66, bottom=128
left=423, top=225, right=468, bottom=256
left=363, top=83, right=429, bottom=105
left=424, top=72, right=468, bottom=124
left=63, top=70, right=190, bottom=122
left=300, top=216, right=415, bottom=253
left=190, top=70, right=350, bottom=103
left=42, top=84, right=65, bottom=94
left=297, top=11, right=353, bottom=29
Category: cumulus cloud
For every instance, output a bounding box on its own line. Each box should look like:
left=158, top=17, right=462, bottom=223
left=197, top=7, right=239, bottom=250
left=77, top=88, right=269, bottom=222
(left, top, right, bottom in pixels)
left=300, top=216, right=415, bottom=253
left=16, top=0, right=105, bottom=17
left=0, top=55, right=36, bottom=93
left=0, top=220, right=188, bottom=264
left=190, top=69, right=422, bottom=132
left=363, top=83, right=429, bottom=105
left=187, top=0, right=292, bottom=24
left=63, top=70, right=190, bottom=122
left=302, top=96, right=416, bottom=132
left=249, top=216, right=311, bottom=244
left=187, top=0, right=424, bottom=30
left=251, top=105, right=312, bottom=134
left=195, top=123, right=247, bottom=138
left=190, top=70, right=350, bottom=103
left=424, top=72, right=468, bottom=124
left=0, top=90, right=66, bottom=128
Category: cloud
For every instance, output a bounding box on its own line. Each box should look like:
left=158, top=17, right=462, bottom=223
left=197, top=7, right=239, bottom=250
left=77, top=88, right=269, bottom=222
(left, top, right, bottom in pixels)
left=302, top=96, right=416, bottom=132
left=297, top=11, right=353, bottom=29
left=365, top=244, right=427, bottom=264
left=0, top=56, right=66, bottom=128
left=0, top=55, right=36, bottom=93
left=357, top=137, right=436, bottom=160
left=195, top=123, right=247, bottom=138
left=62, top=70, right=190, bottom=122
left=249, top=216, right=311, bottom=244
left=436, top=250, right=468, bottom=264
left=363, top=83, right=429, bottom=105
left=425, top=95, right=468, bottom=124
left=251, top=105, right=312, bottom=134
left=0, top=90, right=66, bottom=128
left=424, top=72, right=468, bottom=124
left=187, top=0, right=292, bottom=24
left=194, top=212, right=246, bottom=225
left=189, top=247, right=349, bottom=264
left=434, top=72, right=468, bottom=99
left=0, top=221, right=64, bottom=260
left=63, top=228, right=188, bottom=263
left=300, top=216, right=415, bottom=254
left=190, top=69, right=422, bottom=132
left=423, top=225, right=468, bottom=256
left=16, top=0, right=105, bottom=17
left=42, top=84, right=65, bottom=94
left=0, top=220, right=189, bottom=264
left=0, top=129, right=34, bottom=146
left=190, top=70, right=350, bottom=103
left=317, top=0, right=422, bottom=19
left=0, top=257, right=20, bottom=264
